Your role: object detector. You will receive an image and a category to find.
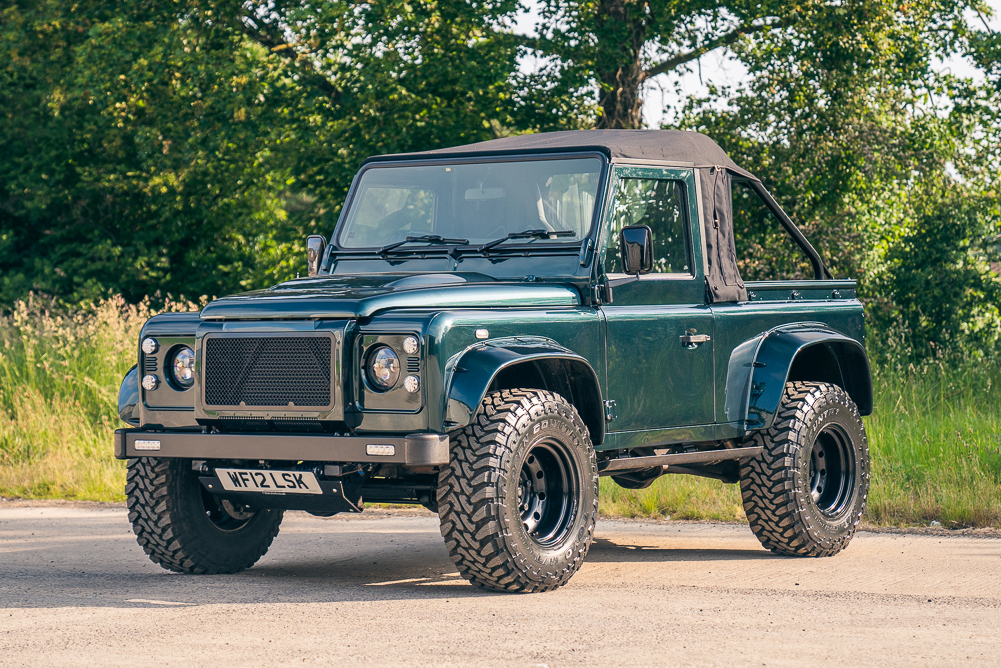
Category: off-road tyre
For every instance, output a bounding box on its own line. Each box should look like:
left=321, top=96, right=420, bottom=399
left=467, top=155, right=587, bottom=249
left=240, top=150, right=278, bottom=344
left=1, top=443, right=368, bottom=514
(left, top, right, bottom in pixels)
left=126, top=457, right=284, bottom=574
left=437, top=389, right=599, bottom=593
left=739, top=381, right=870, bottom=557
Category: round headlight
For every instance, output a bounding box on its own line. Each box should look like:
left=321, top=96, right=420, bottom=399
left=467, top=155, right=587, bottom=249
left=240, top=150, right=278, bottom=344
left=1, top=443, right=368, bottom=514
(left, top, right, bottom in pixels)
left=169, top=346, right=195, bottom=389
left=366, top=346, right=400, bottom=392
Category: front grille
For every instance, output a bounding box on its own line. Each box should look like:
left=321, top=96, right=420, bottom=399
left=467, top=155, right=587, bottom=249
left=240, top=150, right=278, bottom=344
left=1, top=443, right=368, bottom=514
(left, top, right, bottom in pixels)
left=204, top=336, right=332, bottom=407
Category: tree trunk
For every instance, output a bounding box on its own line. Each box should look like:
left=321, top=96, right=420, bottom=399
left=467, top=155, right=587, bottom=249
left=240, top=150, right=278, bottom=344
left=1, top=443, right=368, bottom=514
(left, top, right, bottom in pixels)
left=593, top=0, right=649, bottom=129
left=595, top=62, right=646, bottom=129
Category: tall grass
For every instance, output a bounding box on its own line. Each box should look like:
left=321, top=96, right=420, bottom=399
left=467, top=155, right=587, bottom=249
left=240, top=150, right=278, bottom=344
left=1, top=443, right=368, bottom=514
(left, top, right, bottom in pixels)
left=1, top=297, right=999, bottom=527
left=0, top=296, right=199, bottom=500
left=864, top=363, right=1001, bottom=526
left=598, top=363, right=1001, bottom=527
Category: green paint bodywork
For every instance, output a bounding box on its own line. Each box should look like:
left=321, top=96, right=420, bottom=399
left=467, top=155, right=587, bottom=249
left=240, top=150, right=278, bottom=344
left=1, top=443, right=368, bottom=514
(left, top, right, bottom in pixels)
left=200, top=274, right=581, bottom=320
left=123, top=156, right=872, bottom=456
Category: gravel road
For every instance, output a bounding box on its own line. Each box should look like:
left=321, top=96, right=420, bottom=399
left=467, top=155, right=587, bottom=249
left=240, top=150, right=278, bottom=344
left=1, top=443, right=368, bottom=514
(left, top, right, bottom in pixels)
left=1, top=502, right=999, bottom=668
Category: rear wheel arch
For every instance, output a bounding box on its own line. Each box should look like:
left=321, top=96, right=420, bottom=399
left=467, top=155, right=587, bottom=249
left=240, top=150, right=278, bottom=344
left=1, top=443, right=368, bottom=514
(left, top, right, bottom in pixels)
left=731, top=325, right=873, bottom=430
left=787, top=341, right=873, bottom=416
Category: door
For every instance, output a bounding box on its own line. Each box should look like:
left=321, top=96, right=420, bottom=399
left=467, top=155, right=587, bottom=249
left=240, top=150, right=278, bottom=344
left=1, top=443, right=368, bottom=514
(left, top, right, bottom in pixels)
left=601, top=167, right=715, bottom=433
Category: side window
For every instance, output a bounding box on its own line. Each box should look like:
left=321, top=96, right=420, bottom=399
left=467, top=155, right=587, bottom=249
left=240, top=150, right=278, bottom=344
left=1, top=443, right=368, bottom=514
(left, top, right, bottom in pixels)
left=732, top=182, right=813, bottom=280
left=605, top=178, right=690, bottom=275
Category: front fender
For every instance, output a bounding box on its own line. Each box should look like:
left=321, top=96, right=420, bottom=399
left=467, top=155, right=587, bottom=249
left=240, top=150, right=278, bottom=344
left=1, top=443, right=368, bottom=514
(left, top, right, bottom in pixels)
left=724, top=323, right=872, bottom=431
left=118, top=365, right=140, bottom=426
left=444, top=337, right=604, bottom=443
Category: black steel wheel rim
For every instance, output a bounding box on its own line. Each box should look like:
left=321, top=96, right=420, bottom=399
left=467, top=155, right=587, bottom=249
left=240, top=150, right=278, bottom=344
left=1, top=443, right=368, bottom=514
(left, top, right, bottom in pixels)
left=809, top=424, right=856, bottom=518
left=517, top=438, right=580, bottom=547
left=201, top=486, right=256, bottom=531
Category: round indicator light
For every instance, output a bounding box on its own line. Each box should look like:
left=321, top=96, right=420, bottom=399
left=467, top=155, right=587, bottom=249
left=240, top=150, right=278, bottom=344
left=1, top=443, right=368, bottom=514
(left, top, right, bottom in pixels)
left=141, top=338, right=159, bottom=355
left=404, top=375, right=421, bottom=394
left=403, top=336, right=420, bottom=355
left=141, top=374, right=159, bottom=391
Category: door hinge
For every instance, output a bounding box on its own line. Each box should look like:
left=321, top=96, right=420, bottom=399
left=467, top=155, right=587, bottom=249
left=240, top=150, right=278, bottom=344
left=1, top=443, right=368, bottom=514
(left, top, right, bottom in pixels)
left=593, top=281, right=612, bottom=305
left=603, top=400, right=618, bottom=422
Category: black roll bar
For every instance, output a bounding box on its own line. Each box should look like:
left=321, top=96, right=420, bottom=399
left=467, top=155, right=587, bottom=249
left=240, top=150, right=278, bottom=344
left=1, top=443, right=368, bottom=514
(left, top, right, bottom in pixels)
left=743, top=180, right=833, bottom=280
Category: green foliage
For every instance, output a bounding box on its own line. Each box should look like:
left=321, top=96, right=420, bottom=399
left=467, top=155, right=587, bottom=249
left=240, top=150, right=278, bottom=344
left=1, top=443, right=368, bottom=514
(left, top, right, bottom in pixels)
left=678, top=0, right=1001, bottom=362
left=0, top=1, right=300, bottom=305
left=3, top=0, right=1000, bottom=364
left=0, top=0, right=549, bottom=308
left=529, top=0, right=814, bottom=128
left=870, top=187, right=1001, bottom=362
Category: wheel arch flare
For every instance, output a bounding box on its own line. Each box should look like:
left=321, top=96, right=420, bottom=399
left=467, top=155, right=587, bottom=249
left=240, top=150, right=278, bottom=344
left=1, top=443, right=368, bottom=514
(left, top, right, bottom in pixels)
left=725, top=322, right=873, bottom=432
left=443, top=337, right=605, bottom=445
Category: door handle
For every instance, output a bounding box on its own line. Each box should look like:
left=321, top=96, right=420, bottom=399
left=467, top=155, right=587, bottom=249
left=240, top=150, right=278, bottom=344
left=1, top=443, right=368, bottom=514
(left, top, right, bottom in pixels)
left=680, top=333, right=711, bottom=349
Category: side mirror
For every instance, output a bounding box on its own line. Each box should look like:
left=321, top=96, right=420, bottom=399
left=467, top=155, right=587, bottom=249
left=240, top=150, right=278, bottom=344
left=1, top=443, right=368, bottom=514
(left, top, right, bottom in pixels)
left=306, top=235, right=326, bottom=277
left=620, top=225, right=653, bottom=275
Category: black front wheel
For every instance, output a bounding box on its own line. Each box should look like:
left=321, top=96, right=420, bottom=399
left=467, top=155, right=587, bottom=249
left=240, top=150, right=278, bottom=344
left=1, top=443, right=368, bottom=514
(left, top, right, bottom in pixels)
left=126, top=458, right=283, bottom=574
left=437, top=389, right=599, bottom=593
left=739, top=381, right=870, bottom=557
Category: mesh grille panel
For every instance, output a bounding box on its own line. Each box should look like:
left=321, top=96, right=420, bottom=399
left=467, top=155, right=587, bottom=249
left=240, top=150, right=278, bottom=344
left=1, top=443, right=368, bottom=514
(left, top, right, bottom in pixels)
left=204, top=336, right=332, bottom=407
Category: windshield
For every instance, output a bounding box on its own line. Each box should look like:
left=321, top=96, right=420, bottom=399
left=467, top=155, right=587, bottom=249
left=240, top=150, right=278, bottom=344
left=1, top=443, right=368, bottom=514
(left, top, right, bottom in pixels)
left=337, top=157, right=602, bottom=249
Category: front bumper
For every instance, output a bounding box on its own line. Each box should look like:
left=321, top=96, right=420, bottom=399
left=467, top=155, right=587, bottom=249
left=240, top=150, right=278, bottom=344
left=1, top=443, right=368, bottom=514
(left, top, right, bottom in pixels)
left=114, top=429, right=449, bottom=466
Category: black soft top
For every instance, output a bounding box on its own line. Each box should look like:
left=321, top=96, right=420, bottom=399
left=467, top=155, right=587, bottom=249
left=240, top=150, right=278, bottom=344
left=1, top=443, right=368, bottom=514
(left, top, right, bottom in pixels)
left=362, top=130, right=828, bottom=302
left=368, top=129, right=758, bottom=181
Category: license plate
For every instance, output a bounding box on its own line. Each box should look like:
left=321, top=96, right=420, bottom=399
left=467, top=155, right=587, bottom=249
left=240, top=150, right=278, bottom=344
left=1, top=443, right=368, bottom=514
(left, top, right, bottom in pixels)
left=216, top=468, right=323, bottom=495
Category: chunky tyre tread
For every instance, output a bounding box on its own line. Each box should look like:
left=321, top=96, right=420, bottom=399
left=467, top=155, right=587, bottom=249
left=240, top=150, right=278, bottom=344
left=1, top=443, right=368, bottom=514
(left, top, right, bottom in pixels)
left=739, top=381, right=869, bottom=557
left=126, top=457, right=282, bottom=574
left=437, top=389, right=597, bottom=593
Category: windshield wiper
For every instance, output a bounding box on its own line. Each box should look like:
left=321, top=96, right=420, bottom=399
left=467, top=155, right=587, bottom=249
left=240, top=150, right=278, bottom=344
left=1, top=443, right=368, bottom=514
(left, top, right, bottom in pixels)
left=477, top=229, right=576, bottom=253
left=378, top=234, right=469, bottom=255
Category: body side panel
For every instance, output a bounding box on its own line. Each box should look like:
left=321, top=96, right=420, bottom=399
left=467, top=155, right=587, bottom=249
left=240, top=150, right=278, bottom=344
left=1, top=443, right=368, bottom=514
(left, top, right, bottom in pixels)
left=427, top=308, right=605, bottom=434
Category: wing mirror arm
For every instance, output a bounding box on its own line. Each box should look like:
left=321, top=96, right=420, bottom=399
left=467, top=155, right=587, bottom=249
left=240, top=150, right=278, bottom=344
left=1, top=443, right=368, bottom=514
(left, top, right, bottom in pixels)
left=306, top=235, right=326, bottom=277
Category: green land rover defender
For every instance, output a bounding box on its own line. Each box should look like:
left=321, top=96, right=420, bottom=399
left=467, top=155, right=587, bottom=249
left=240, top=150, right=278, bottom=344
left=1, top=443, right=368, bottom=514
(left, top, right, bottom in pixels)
left=115, top=130, right=872, bottom=592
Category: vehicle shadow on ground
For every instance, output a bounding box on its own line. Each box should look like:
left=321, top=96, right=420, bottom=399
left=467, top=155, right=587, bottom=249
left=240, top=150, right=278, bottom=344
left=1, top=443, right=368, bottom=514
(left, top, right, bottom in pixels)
left=587, top=537, right=783, bottom=562
left=6, top=535, right=791, bottom=610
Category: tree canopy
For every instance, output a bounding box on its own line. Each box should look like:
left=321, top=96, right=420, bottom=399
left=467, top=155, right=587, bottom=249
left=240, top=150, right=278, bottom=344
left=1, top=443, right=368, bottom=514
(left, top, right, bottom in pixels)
left=1, top=0, right=998, bottom=361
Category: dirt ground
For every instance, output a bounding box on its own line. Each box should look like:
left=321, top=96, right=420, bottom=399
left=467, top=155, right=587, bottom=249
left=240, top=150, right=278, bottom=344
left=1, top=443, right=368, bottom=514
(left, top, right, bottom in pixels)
left=1, top=501, right=999, bottom=667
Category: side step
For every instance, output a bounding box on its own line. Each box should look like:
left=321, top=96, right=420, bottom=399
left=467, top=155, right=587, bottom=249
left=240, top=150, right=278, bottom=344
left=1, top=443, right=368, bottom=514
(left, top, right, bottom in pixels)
left=598, top=446, right=763, bottom=475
